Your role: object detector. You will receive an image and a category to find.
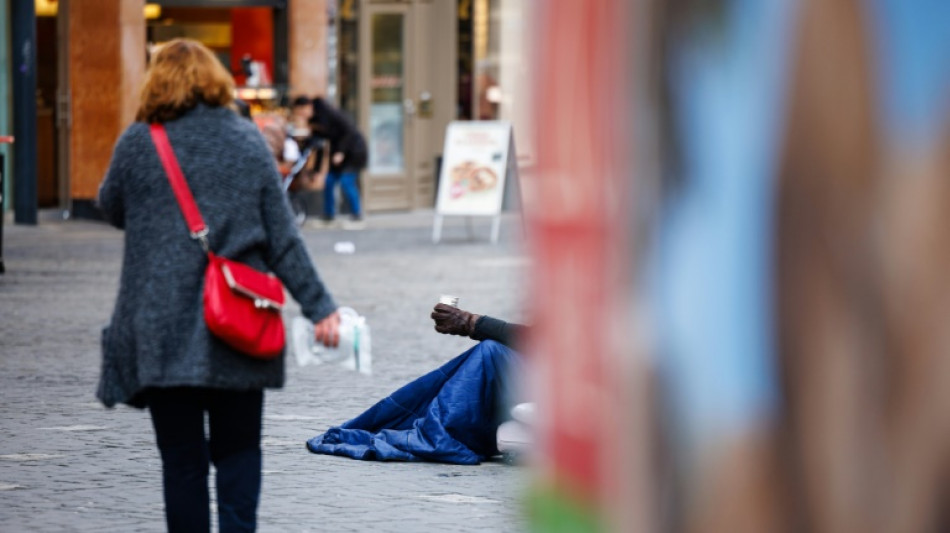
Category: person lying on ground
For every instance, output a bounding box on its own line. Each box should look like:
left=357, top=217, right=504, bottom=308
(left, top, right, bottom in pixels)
left=306, top=305, right=527, bottom=465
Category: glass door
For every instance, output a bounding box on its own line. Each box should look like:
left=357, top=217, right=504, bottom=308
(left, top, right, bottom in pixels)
left=360, top=2, right=413, bottom=210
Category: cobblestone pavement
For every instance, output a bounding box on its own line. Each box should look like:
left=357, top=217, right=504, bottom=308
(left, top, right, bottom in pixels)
left=0, top=210, right=530, bottom=532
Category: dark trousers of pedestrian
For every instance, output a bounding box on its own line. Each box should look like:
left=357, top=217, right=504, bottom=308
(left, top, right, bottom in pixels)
left=323, top=170, right=362, bottom=220
left=148, top=387, right=264, bottom=533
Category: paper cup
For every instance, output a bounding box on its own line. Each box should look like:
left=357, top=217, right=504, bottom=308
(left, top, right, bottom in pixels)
left=439, top=295, right=460, bottom=307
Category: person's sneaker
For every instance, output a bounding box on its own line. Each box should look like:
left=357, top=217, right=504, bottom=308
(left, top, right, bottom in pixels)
left=342, top=217, right=366, bottom=230
left=510, top=403, right=536, bottom=425
left=497, top=420, right=532, bottom=464
left=304, top=218, right=333, bottom=230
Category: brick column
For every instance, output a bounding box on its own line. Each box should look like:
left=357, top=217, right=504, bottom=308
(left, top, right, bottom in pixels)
left=69, top=0, right=145, bottom=202
left=288, top=0, right=327, bottom=98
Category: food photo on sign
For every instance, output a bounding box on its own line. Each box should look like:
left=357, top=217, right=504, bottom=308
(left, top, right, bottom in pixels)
left=448, top=160, right=500, bottom=199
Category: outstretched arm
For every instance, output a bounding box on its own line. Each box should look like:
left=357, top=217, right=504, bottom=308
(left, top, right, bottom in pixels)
left=430, top=303, right=526, bottom=349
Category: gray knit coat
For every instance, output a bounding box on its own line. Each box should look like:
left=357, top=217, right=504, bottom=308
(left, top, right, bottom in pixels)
left=96, top=104, right=337, bottom=408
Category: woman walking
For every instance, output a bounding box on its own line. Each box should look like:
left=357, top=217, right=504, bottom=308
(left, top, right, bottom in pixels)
left=96, top=39, right=340, bottom=532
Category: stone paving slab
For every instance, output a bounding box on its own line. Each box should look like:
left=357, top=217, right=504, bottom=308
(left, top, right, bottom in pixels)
left=0, top=211, right=530, bottom=532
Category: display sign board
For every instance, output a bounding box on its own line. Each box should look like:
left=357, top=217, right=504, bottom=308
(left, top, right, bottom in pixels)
left=433, top=121, right=517, bottom=243
left=435, top=121, right=512, bottom=215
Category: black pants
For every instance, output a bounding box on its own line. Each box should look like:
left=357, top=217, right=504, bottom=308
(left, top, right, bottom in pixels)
left=148, top=387, right=264, bottom=533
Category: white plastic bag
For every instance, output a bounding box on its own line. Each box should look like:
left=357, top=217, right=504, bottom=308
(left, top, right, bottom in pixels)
left=292, top=307, right=372, bottom=375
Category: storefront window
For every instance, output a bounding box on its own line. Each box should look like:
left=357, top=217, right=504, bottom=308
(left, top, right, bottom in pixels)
left=472, top=0, right=501, bottom=120
left=338, top=0, right=359, bottom=121
left=368, top=13, right=405, bottom=174
left=147, top=6, right=282, bottom=114
left=458, top=0, right=474, bottom=119
left=326, top=1, right=339, bottom=104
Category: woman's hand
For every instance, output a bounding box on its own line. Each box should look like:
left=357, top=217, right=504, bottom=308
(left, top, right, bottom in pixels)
left=332, top=152, right=345, bottom=166
left=430, top=303, right=480, bottom=337
left=314, top=310, right=341, bottom=347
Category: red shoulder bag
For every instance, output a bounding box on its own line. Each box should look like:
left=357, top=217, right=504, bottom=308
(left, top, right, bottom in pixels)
left=150, top=123, right=286, bottom=359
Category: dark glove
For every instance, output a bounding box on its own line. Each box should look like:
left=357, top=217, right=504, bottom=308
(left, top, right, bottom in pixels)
left=431, top=303, right=480, bottom=337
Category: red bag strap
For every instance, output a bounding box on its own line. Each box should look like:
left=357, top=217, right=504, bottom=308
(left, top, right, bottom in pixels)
left=149, top=123, right=209, bottom=249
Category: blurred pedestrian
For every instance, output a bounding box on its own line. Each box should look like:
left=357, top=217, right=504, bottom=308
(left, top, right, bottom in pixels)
left=285, top=96, right=328, bottom=192
left=310, top=97, right=367, bottom=228
left=254, top=112, right=299, bottom=177
left=289, top=95, right=314, bottom=141
left=234, top=98, right=252, bottom=119
left=96, top=38, right=341, bottom=532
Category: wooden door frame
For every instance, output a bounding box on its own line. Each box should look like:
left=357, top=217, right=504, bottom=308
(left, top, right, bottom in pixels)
left=56, top=0, right=71, bottom=217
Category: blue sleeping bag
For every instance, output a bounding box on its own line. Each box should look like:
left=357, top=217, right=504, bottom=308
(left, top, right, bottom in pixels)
left=307, top=340, right=519, bottom=465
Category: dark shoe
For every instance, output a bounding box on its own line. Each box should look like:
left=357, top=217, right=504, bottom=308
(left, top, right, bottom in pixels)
left=342, top=217, right=366, bottom=230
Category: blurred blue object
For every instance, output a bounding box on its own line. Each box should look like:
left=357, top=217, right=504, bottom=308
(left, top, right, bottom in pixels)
left=649, top=0, right=798, bottom=463
left=651, top=0, right=950, bottom=468
left=869, top=0, right=950, bottom=145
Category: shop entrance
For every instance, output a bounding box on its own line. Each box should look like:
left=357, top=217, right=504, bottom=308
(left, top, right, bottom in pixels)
left=356, top=0, right=455, bottom=212
left=360, top=2, right=413, bottom=211
left=33, top=0, right=68, bottom=212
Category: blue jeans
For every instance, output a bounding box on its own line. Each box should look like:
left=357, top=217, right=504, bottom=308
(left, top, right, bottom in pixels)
left=148, top=387, right=263, bottom=533
left=323, top=170, right=362, bottom=219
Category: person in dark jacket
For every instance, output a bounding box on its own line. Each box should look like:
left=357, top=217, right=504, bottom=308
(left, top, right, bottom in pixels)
left=309, top=97, right=367, bottom=225
left=96, top=39, right=341, bottom=532
left=307, top=305, right=527, bottom=464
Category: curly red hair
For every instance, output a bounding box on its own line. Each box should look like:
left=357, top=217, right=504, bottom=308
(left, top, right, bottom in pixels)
left=136, top=39, right=235, bottom=123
